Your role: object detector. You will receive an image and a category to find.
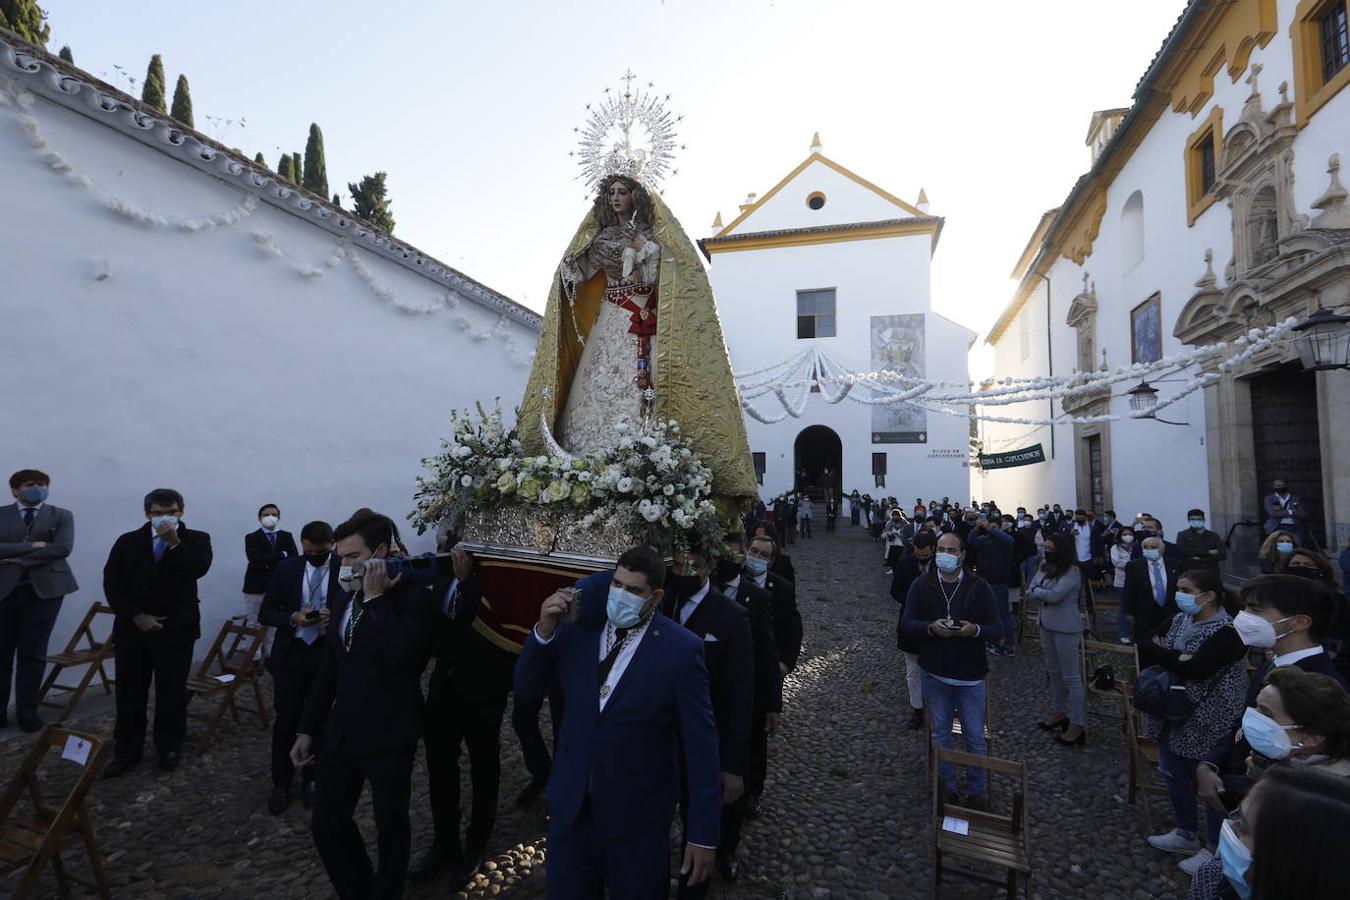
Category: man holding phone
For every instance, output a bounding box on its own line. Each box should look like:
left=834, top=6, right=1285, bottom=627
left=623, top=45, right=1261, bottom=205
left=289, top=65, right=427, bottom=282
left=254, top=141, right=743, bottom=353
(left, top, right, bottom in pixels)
left=258, top=520, right=337, bottom=815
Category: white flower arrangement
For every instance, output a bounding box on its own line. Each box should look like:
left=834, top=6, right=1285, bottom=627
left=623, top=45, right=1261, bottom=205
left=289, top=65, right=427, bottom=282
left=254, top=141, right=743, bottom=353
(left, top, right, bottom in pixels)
left=411, top=402, right=723, bottom=550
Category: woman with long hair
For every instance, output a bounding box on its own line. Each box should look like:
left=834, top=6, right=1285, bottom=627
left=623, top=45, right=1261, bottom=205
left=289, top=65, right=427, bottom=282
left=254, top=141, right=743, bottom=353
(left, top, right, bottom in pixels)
left=1139, top=568, right=1249, bottom=857
left=1257, top=531, right=1299, bottom=575
left=1189, top=765, right=1350, bottom=899
left=1027, top=536, right=1087, bottom=745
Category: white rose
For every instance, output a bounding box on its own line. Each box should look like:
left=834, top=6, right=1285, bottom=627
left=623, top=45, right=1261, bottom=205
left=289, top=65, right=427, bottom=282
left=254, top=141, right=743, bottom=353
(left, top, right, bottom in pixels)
left=459, top=475, right=474, bottom=487
left=663, top=484, right=675, bottom=496
left=641, top=502, right=665, bottom=523
left=617, top=476, right=635, bottom=493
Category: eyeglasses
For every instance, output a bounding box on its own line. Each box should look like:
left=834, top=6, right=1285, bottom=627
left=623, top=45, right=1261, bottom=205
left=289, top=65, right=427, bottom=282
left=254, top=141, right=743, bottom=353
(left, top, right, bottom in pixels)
left=1225, top=807, right=1250, bottom=841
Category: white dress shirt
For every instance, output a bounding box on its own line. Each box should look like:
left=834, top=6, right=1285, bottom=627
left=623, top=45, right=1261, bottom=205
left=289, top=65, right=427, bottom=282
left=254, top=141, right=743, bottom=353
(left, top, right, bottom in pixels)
left=1073, top=524, right=1092, bottom=562
left=676, top=580, right=712, bottom=626
left=597, top=618, right=653, bottom=711
left=1273, top=645, right=1326, bottom=668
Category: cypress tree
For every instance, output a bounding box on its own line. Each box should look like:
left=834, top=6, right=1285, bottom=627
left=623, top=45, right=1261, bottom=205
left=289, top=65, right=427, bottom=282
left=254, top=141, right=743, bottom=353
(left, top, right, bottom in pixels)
left=170, top=74, right=193, bottom=127
left=348, top=172, right=395, bottom=234
left=142, top=54, right=166, bottom=112
left=302, top=124, right=328, bottom=197
left=278, top=154, right=294, bottom=183
left=58, top=45, right=72, bottom=63
left=253, top=151, right=266, bottom=167
left=0, top=1, right=50, bottom=47
left=331, top=193, right=341, bottom=208
left=292, top=152, right=304, bottom=185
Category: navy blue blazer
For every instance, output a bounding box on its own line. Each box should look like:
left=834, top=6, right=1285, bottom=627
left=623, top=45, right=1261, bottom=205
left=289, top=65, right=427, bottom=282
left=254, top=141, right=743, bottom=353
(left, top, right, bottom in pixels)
left=513, top=569, right=722, bottom=847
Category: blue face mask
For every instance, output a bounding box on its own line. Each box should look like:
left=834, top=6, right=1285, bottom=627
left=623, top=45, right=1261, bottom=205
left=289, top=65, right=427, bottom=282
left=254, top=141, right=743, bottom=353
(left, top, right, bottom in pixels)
left=1276, top=542, right=1295, bottom=555
left=1175, top=591, right=1206, bottom=615
left=743, top=556, right=769, bottom=577
left=935, top=552, right=961, bottom=574
left=1218, top=818, right=1253, bottom=900
left=18, top=486, right=48, bottom=505
left=1241, top=707, right=1299, bottom=760
left=1189, top=519, right=1206, bottom=530
left=606, top=584, right=647, bottom=628
left=1142, top=548, right=1162, bottom=561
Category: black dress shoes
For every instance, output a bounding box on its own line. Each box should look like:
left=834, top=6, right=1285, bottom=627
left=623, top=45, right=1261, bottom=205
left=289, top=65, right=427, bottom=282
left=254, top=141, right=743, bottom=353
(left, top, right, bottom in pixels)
left=301, top=779, right=317, bottom=809
left=408, top=844, right=460, bottom=883
left=17, top=712, right=44, bottom=734
left=717, top=852, right=741, bottom=883
left=101, top=758, right=139, bottom=780
left=157, top=750, right=180, bottom=772
left=267, top=785, right=288, bottom=816
left=514, top=778, right=547, bottom=809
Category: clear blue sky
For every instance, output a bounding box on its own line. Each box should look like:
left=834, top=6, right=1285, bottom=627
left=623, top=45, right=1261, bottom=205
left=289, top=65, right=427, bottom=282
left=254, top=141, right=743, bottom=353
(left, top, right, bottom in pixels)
left=39, top=0, right=1185, bottom=348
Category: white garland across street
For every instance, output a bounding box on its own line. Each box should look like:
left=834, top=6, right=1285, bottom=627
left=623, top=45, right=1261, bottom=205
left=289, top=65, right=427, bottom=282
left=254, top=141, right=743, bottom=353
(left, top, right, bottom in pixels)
left=735, top=318, right=1300, bottom=426
left=1, top=77, right=536, bottom=367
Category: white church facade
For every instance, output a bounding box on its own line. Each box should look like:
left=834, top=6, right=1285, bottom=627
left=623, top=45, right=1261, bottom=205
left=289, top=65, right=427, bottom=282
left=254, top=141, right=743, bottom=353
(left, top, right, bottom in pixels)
left=976, top=0, right=1350, bottom=577
left=0, top=36, right=540, bottom=650
left=705, top=138, right=975, bottom=504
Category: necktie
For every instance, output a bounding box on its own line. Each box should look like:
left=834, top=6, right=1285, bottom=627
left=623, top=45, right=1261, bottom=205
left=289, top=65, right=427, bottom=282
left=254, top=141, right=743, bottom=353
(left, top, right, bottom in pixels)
left=300, top=566, right=326, bottom=645
left=1152, top=561, right=1166, bottom=607
left=267, top=531, right=276, bottom=546
left=598, top=627, right=631, bottom=689
left=344, top=594, right=366, bottom=649
left=21, top=508, right=35, bottom=528
left=153, top=536, right=167, bottom=561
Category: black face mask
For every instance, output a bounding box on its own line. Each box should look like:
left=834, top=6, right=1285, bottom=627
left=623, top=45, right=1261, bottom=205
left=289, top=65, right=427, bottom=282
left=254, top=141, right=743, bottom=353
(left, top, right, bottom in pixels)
left=667, top=573, right=704, bottom=600
left=1286, top=564, right=1323, bottom=581
left=305, top=550, right=331, bottom=568
left=714, top=560, right=743, bottom=585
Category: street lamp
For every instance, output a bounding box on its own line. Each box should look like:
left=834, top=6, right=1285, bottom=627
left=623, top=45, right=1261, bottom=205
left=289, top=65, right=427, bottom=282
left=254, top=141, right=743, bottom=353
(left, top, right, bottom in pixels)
left=1127, top=381, right=1159, bottom=414
left=1126, top=380, right=1188, bottom=426
left=1291, top=302, right=1350, bottom=371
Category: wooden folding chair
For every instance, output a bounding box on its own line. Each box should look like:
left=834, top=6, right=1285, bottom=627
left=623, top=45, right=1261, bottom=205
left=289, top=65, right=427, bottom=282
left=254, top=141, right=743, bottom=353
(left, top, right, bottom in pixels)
left=1121, top=681, right=1169, bottom=835
left=927, top=684, right=994, bottom=762
left=931, top=748, right=1031, bottom=899
left=186, top=620, right=269, bottom=752
left=222, top=614, right=267, bottom=675
left=37, top=603, right=117, bottom=722
left=0, top=726, right=111, bottom=899
left=1080, top=638, right=1140, bottom=728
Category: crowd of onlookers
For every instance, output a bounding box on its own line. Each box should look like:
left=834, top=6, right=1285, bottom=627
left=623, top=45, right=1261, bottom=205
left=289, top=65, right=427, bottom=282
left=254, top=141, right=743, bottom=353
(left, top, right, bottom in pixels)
left=825, top=484, right=1350, bottom=899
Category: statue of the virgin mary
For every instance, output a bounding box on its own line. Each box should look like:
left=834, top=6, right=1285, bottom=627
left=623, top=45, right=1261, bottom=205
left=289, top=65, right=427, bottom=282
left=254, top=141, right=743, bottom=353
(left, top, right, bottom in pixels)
left=518, top=81, right=757, bottom=515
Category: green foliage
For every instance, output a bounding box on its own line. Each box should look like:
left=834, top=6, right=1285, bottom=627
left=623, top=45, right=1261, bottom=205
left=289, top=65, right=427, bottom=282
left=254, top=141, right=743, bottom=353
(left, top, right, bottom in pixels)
left=142, top=54, right=166, bottom=112
left=348, top=172, right=395, bottom=233
left=170, top=74, right=193, bottom=127
left=331, top=193, right=341, bottom=208
left=277, top=154, right=294, bottom=183
left=291, top=152, right=303, bottom=186
left=302, top=123, right=328, bottom=197
left=0, top=1, right=50, bottom=47
left=253, top=151, right=266, bottom=167
left=57, top=45, right=72, bottom=63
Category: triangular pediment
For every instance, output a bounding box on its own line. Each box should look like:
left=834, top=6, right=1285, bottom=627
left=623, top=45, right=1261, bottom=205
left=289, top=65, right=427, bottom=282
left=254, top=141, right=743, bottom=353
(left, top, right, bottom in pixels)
left=716, top=153, right=926, bottom=238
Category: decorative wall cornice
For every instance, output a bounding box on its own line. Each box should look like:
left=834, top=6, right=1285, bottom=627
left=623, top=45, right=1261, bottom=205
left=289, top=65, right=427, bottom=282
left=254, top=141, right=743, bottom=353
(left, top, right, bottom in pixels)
left=0, top=35, right=541, bottom=332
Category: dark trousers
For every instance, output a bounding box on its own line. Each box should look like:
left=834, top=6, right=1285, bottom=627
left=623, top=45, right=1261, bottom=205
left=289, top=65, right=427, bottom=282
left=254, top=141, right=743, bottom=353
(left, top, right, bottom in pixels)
left=511, top=681, right=564, bottom=783
left=0, top=585, right=63, bottom=717
left=270, top=637, right=325, bottom=787
left=113, top=631, right=193, bottom=762
left=799, top=516, right=812, bottom=538
left=312, top=743, right=415, bottom=900
left=424, top=682, right=507, bottom=855
left=678, top=795, right=735, bottom=899
left=546, top=801, right=669, bottom=899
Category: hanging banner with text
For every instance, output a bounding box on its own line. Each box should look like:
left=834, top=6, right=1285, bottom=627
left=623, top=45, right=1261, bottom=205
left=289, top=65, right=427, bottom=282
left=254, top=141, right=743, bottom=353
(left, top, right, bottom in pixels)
left=978, top=443, right=1046, bottom=470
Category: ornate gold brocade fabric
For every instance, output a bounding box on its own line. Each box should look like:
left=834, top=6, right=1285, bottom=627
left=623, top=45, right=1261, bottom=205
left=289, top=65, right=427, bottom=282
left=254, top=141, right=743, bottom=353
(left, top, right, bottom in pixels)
left=518, top=190, right=757, bottom=511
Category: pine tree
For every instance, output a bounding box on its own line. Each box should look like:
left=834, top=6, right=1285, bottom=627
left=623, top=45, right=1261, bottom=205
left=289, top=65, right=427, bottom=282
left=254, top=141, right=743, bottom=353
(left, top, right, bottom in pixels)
left=170, top=74, right=193, bottom=127
left=58, top=45, right=72, bottom=63
left=142, top=54, right=166, bottom=112
left=253, top=151, right=266, bottom=167
left=0, top=1, right=50, bottom=47
left=277, top=154, right=294, bottom=183
left=331, top=193, right=341, bottom=208
left=348, top=172, right=395, bottom=233
left=302, top=124, right=328, bottom=197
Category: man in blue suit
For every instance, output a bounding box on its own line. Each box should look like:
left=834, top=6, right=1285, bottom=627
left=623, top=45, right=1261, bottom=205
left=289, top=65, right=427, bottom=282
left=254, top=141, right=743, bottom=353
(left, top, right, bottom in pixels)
left=514, top=545, right=721, bottom=898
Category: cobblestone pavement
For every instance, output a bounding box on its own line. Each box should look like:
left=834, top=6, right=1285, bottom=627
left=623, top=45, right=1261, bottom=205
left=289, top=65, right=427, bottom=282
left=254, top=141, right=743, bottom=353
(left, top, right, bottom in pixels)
left=0, top=528, right=1192, bottom=898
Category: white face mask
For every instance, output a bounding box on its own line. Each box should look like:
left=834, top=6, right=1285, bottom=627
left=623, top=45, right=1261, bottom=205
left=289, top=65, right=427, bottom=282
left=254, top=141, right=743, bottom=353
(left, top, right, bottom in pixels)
left=149, top=515, right=179, bottom=530
left=1232, top=610, right=1293, bottom=649
left=338, top=565, right=360, bottom=592
left=260, top=515, right=279, bottom=529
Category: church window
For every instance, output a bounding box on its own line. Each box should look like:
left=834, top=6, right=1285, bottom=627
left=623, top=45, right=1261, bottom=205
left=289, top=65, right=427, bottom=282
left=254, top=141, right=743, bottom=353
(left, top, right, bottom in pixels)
left=1184, top=107, right=1223, bottom=226
left=806, top=192, right=827, bottom=210
left=797, top=289, right=837, bottom=339
left=1121, top=190, right=1145, bottom=269
left=1321, top=1, right=1350, bottom=83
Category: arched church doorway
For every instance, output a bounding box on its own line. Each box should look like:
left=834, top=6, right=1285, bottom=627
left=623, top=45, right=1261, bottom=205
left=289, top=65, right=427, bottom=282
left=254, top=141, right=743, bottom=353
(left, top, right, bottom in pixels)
left=794, top=425, right=842, bottom=501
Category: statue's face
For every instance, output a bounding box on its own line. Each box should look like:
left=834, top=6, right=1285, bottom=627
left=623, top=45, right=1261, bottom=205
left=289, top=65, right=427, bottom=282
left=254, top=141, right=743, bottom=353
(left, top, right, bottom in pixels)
left=608, top=180, right=635, bottom=217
